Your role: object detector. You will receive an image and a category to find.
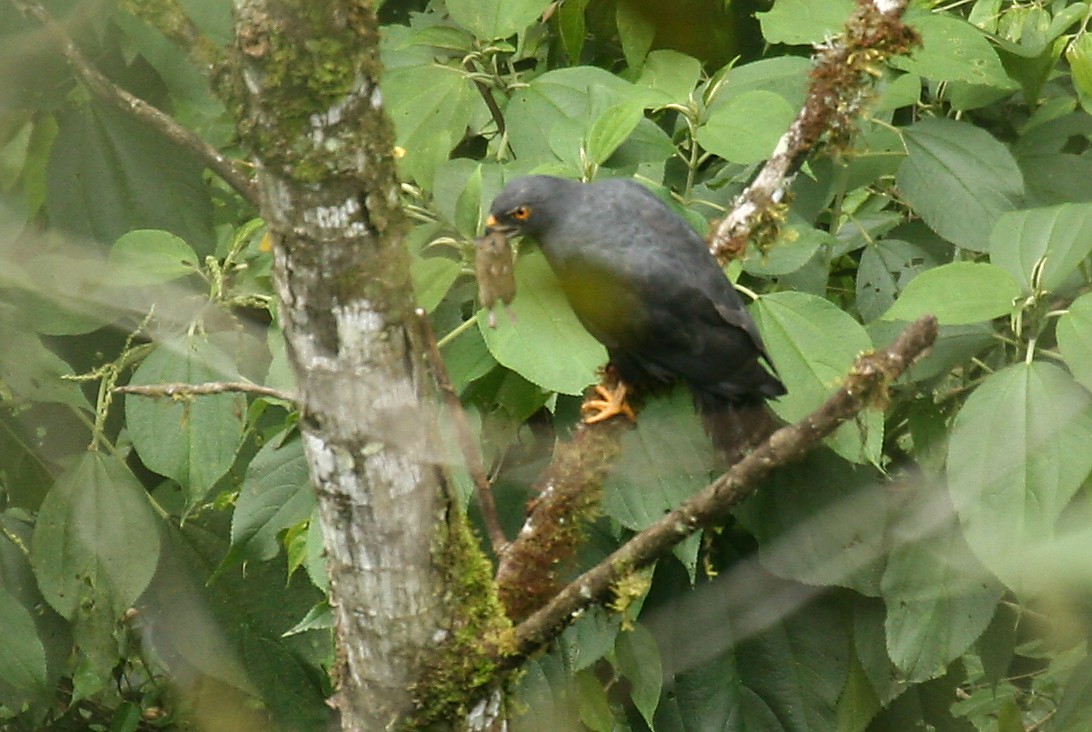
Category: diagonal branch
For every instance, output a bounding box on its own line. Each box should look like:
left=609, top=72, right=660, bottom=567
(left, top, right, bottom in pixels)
left=500, top=315, right=938, bottom=667
left=710, top=0, right=918, bottom=260
left=11, top=0, right=259, bottom=206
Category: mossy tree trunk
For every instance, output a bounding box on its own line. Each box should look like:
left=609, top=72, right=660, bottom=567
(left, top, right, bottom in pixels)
left=230, top=2, right=454, bottom=728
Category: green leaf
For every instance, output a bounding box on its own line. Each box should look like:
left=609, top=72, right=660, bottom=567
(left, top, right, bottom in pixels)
left=231, top=435, right=314, bottom=563
left=46, top=102, right=214, bottom=250
left=0, top=587, right=47, bottom=702
left=615, top=624, right=662, bottom=727
left=410, top=255, right=461, bottom=313
left=742, top=224, right=830, bottom=278
left=635, top=50, right=702, bottom=105
left=0, top=319, right=89, bottom=409
left=948, top=361, right=1092, bottom=592
left=454, top=163, right=484, bottom=237
left=1058, top=293, right=1092, bottom=393
left=696, top=90, right=796, bottom=165
left=897, top=118, right=1025, bottom=251
left=616, top=0, right=654, bottom=71
left=989, top=203, right=1092, bottom=293
left=585, top=102, right=647, bottom=168
left=126, top=337, right=246, bottom=506
left=558, top=0, right=591, bottom=62
left=1068, top=33, right=1092, bottom=104
left=381, top=63, right=477, bottom=188
left=752, top=291, right=882, bottom=464
left=30, top=452, right=160, bottom=618
left=603, top=388, right=715, bottom=529
left=241, top=630, right=332, bottom=732
left=893, top=12, right=1013, bottom=87
left=882, top=262, right=1021, bottom=324
left=479, top=248, right=605, bottom=395
left=1056, top=656, right=1092, bottom=732
left=881, top=485, right=1002, bottom=682
left=446, top=0, right=551, bottom=40
left=757, top=0, right=855, bottom=45
left=107, top=229, right=200, bottom=287
left=561, top=607, right=621, bottom=673
left=856, top=238, right=946, bottom=323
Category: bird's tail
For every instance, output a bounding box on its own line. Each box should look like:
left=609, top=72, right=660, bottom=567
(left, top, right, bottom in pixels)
left=693, top=391, right=779, bottom=465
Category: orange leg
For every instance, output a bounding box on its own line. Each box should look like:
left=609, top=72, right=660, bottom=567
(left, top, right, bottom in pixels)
left=581, top=381, right=636, bottom=424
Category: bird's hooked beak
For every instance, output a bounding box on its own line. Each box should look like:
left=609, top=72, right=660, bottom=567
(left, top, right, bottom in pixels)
left=485, top=214, right=518, bottom=236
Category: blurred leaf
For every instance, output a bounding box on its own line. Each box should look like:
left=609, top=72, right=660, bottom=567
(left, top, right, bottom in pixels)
left=108, top=229, right=200, bottom=287
left=743, top=225, right=830, bottom=278
left=1058, top=293, right=1092, bottom=392
left=753, top=291, right=882, bottom=463
left=1067, top=32, right=1092, bottom=106
left=1056, top=656, right=1092, bottom=732
left=948, top=361, right=1092, bottom=592
left=696, top=90, right=796, bottom=165
left=561, top=607, right=620, bottom=673
left=615, top=624, right=662, bottom=727
left=446, top=0, right=551, bottom=40
left=30, top=451, right=160, bottom=619
left=240, top=630, right=332, bottom=732
left=511, top=653, right=583, bottom=731
left=882, top=262, right=1021, bottom=325
left=616, top=0, right=654, bottom=71
left=230, top=434, right=313, bottom=563
left=894, top=12, right=1013, bottom=87
left=757, top=0, right=855, bottom=45
left=0, top=319, right=89, bottom=408
left=557, top=0, right=591, bottom=62
left=0, top=586, right=47, bottom=706
left=454, top=163, right=484, bottom=237
left=636, top=50, right=702, bottom=104
left=897, top=118, right=1024, bottom=251
left=126, top=337, right=246, bottom=507
left=410, top=255, right=461, bottom=313
left=881, top=485, right=1002, bottom=682
left=479, top=248, right=605, bottom=395
left=989, top=203, right=1092, bottom=293
left=46, top=102, right=214, bottom=250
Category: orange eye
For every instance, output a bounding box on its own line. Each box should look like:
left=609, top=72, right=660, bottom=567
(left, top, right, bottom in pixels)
left=511, top=206, right=531, bottom=221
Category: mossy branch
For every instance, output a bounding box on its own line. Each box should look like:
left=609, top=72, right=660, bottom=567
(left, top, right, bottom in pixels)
left=500, top=315, right=938, bottom=667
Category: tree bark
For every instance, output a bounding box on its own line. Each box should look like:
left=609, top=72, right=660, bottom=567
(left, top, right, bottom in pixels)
left=231, top=2, right=450, bottom=728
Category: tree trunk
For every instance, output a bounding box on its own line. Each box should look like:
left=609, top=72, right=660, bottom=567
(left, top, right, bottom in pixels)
left=231, top=2, right=450, bottom=727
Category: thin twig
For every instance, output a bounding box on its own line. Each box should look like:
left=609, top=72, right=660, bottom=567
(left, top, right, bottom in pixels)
left=11, top=0, right=259, bottom=206
left=116, top=381, right=295, bottom=402
left=499, top=315, right=938, bottom=667
left=416, top=309, right=509, bottom=555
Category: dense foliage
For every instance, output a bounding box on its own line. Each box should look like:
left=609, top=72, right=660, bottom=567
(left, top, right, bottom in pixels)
left=3, top=0, right=1092, bottom=729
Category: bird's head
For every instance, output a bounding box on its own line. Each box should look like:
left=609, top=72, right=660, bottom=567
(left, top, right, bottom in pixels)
left=485, top=175, right=579, bottom=238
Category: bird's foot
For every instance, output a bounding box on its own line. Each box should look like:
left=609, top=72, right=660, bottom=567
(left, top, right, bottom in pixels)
left=581, top=382, right=636, bottom=424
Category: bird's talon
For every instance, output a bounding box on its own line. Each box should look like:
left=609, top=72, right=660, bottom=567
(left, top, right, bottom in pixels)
left=581, top=383, right=635, bottom=423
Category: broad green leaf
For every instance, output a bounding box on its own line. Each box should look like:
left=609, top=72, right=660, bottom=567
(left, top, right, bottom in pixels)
left=948, top=361, right=1092, bottom=592
left=558, top=0, right=591, bottom=62
left=126, top=337, right=246, bottom=505
left=561, top=607, right=621, bottom=673
left=240, top=630, right=332, bottom=732
left=881, top=487, right=1002, bottom=682
left=752, top=291, right=882, bottom=464
left=897, top=118, right=1024, bottom=251
left=46, top=102, right=214, bottom=251
left=882, top=262, right=1021, bottom=324
left=989, top=203, right=1092, bottom=293
left=108, top=229, right=200, bottom=287
left=585, top=102, right=645, bottom=165
left=505, top=67, right=657, bottom=163
left=511, top=653, right=583, bottom=730
left=735, top=451, right=887, bottom=596
left=30, top=452, right=160, bottom=618
left=757, top=0, right=855, bottom=45
left=616, top=0, right=654, bottom=71
left=856, top=238, right=945, bottom=323
left=0, top=320, right=89, bottom=409
left=381, top=63, right=477, bottom=188
left=635, top=50, right=702, bottom=105
left=6, top=253, right=119, bottom=336
left=0, top=587, right=47, bottom=701
left=615, top=624, right=662, bottom=727
left=454, top=163, right=484, bottom=237
left=479, top=248, right=604, bottom=395
left=696, top=90, right=796, bottom=165
left=1068, top=33, right=1092, bottom=107
left=1057, top=293, right=1092, bottom=393
left=742, top=224, right=830, bottom=278
left=894, top=12, right=1012, bottom=87
left=231, top=435, right=314, bottom=563
left=410, top=255, right=461, bottom=313
left=446, top=0, right=551, bottom=40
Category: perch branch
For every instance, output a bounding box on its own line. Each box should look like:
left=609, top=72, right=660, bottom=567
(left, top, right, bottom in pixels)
left=709, top=0, right=918, bottom=260
left=500, top=315, right=938, bottom=666
left=116, top=381, right=294, bottom=402
left=11, top=0, right=259, bottom=206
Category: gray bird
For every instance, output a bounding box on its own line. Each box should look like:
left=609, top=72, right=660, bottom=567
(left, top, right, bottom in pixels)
left=485, top=175, right=785, bottom=456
